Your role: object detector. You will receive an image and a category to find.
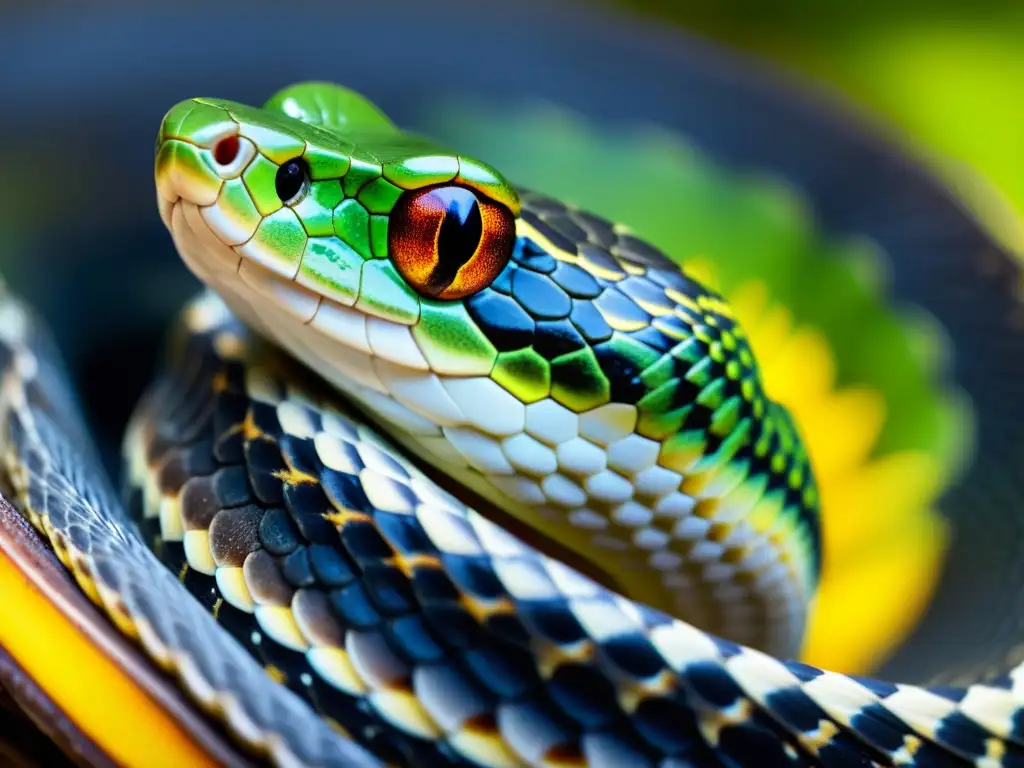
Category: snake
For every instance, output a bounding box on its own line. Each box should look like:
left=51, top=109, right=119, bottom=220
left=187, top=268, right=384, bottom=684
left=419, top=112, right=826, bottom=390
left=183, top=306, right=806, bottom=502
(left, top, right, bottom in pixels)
left=0, top=81, right=1017, bottom=767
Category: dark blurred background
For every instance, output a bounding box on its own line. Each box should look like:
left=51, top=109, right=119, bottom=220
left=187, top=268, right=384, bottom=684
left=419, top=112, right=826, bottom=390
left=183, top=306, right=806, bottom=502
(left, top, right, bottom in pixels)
left=1, top=0, right=1021, bottom=686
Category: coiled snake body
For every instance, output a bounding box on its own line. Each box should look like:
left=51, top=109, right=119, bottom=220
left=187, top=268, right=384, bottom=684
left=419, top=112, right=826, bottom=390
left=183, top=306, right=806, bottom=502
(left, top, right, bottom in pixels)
left=0, top=82, right=1017, bottom=767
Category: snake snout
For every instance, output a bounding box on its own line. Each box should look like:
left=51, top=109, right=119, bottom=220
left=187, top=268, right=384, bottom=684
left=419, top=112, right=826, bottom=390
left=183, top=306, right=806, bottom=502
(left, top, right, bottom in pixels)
left=154, top=138, right=222, bottom=222
left=154, top=99, right=251, bottom=218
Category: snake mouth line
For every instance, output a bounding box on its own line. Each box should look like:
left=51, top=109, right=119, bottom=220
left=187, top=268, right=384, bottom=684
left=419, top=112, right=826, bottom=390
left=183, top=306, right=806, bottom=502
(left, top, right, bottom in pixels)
left=159, top=201, right=618, bottom=586
left=166, top=199, right=415, bottom=347
left=166, top=199, right=242, bottom=288
left=163, top=198, right=462, bottom=437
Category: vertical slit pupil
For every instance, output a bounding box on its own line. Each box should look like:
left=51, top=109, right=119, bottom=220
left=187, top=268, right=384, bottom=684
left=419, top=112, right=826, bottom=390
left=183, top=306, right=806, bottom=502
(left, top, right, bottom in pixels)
left=428, top=188, right=483, bottom=293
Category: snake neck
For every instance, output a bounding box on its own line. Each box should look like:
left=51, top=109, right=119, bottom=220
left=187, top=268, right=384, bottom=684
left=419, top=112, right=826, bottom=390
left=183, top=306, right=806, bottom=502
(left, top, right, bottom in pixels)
left=166, top=180, right=822, bottom=659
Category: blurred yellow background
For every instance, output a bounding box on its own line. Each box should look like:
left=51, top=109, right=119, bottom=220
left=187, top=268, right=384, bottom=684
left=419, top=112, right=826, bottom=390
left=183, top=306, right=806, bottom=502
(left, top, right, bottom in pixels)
left=612, top=0, right=1024, bottom=257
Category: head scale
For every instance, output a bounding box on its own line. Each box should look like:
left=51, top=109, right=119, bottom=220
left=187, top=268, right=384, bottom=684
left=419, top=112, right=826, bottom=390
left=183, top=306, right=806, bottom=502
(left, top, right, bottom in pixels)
left=155, top=82, right=520, bottom=322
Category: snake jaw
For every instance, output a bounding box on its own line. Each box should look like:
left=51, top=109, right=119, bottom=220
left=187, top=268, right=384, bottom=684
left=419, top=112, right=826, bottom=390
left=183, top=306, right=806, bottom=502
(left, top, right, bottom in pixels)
left=162, top=193, right=409, bottom=411
left=162, top=199, right=461, bottom=434
left=167, top=201, right=242, bottom=287
left=154, top=139, right=223, bottom=209
left=157, top=191, right=175, bottom=231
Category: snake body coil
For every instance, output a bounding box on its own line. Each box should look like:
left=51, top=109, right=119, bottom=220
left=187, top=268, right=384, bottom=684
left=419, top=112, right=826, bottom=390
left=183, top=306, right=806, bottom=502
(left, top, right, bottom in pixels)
left=0, top=82, right=1018, bottom=767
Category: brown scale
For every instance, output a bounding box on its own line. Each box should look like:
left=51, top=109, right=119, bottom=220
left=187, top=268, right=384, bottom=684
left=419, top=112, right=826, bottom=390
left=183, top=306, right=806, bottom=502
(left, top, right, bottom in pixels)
left=291, top=591, right=345, bottom=647
left=241, top=551, right=293, bottom=606
left=127, top=355, right=457, bottom=766
left=179, top=475, right=220, bottom=531
left=538, top=741, right=588, bottom=768
left=207, top=506, right=261, bottom=567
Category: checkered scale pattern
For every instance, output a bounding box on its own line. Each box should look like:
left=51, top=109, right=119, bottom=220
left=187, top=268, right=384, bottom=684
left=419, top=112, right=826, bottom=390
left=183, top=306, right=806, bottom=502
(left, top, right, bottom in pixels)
left=214, top=189, right=823, bottom=660
left=116, top=292, right=1024, bottom=767
left=0, top=289, right=378, bottom=768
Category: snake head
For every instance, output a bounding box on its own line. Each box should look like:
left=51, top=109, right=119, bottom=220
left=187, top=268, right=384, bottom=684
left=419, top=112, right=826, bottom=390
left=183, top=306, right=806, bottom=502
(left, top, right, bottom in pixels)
left=154, top=86, right=520, bottom=334
left=155, top=85, right=822, bottom=658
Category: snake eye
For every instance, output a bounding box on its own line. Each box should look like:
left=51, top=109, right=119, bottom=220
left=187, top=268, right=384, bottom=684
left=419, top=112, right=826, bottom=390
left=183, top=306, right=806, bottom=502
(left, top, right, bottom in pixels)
left=275, top=158, right=309, bottom=204
left=389, top=185, right=515, bottom=300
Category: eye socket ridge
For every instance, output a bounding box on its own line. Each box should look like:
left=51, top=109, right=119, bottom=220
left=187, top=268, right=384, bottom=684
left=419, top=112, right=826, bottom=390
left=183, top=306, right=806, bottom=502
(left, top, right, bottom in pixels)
left=388, top=184, right=516, bottom=302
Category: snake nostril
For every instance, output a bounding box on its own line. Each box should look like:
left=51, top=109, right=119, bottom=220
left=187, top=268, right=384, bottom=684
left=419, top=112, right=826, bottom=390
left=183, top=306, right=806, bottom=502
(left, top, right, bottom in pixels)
left=213, top=135, right=240, bottom=166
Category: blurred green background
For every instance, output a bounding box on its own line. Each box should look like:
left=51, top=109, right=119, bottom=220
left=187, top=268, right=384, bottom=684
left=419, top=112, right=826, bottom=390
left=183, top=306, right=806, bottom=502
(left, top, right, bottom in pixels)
left=611, top=0, right=1024, bottom=257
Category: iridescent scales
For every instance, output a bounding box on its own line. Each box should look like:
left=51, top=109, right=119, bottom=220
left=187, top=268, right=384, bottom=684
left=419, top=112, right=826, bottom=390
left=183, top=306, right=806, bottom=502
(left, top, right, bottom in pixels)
left=442, top=195, right=822, bottom=656
left=128, top=298, right=1017, bottom=768
left=155, top=84, right=821, bottom=659
left=127, top=302, right=821, bottom=767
